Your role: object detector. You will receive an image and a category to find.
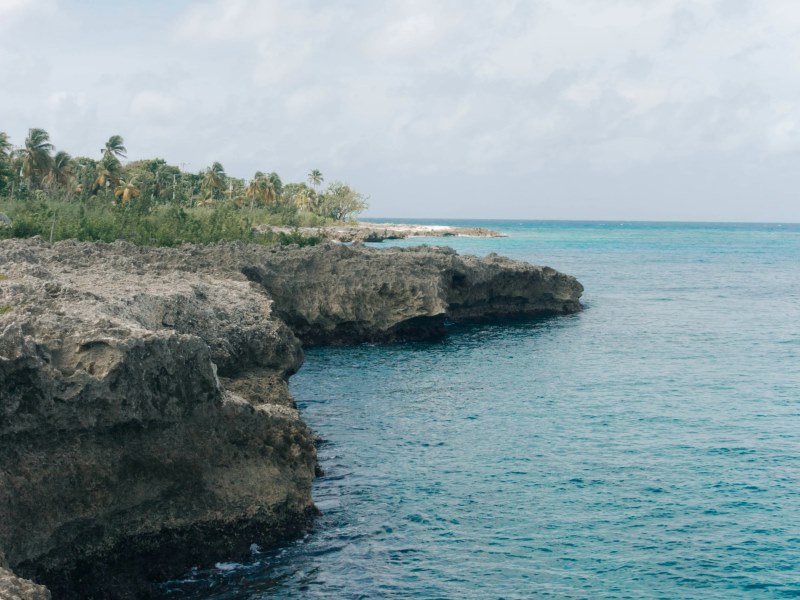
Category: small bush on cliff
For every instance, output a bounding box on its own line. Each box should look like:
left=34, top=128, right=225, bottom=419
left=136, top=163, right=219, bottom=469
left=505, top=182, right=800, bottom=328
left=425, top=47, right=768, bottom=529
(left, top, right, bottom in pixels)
left=277, top=228, right=322, bottom=247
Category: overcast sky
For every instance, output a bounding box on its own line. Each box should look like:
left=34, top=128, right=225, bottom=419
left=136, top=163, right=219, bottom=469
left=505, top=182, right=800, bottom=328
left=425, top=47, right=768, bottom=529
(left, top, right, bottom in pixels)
left=1, top=0, right=799, bottom=222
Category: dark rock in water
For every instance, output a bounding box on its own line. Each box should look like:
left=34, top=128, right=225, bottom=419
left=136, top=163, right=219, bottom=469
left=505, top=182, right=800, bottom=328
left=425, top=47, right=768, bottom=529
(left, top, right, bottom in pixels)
left=0, top=238, right=583, bottom=598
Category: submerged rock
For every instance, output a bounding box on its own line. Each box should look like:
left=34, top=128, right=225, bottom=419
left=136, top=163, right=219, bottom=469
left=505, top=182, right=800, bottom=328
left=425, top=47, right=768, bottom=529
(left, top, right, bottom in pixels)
left=0, top=238, right=583, bottom=598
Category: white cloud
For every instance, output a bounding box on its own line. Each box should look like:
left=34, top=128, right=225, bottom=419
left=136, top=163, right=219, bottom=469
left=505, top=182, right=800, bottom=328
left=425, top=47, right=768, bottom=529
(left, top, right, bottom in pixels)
left=0, top=0, right=38, bottom=19
left=370, top=12, right=445, bottom=56
left=3, top=0, right=800, bottom=220
left=47, top=91, right=88, bottom=111
left=130, top=91, right=179, bottom=118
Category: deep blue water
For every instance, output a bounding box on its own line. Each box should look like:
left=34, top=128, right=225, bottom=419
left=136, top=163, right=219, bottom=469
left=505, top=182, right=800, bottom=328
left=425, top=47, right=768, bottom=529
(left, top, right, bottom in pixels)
left=165, top=221, right=800, bottom=599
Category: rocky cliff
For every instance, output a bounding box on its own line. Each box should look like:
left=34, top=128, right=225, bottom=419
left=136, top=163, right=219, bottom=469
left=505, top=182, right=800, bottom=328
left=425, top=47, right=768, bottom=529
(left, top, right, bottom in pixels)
left=242, top=243, right=583, bottom=344
left=0, top=238, right=582, bottom=598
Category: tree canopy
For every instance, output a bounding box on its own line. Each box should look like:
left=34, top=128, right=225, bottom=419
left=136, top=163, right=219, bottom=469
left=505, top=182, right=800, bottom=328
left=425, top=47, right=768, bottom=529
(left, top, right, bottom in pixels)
left=0, top=129, right=369, bottom=242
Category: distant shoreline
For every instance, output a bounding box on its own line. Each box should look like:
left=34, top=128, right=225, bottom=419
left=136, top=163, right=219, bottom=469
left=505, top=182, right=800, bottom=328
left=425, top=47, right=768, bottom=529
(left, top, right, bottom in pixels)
left=257, top=222, right=505, bottom=243
left=362, top=217, right=800, bottom=226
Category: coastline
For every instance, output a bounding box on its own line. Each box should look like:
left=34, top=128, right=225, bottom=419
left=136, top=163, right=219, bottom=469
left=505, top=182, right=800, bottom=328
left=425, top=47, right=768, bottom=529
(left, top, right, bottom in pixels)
left=256, top=221, right=504, bottom=243
left=0, top=238, right=582, bottom=598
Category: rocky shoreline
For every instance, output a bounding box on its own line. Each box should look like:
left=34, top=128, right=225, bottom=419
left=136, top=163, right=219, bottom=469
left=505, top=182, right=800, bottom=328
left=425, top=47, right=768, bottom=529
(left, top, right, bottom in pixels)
left=0, top=238, right=582, bottom=599
left=257, top=221, right=503, bottom=243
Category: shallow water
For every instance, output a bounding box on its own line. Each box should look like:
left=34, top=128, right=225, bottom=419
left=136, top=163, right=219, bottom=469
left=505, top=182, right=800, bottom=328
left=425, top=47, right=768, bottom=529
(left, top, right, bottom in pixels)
left=164, top=221, right=800, bottom=599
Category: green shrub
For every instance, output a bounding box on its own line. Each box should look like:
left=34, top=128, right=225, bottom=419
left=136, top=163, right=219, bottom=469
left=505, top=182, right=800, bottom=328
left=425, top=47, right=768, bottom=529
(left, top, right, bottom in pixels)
left=0, top=197, right=321, bottom=248
left=277, top=228, right=322, bottom=247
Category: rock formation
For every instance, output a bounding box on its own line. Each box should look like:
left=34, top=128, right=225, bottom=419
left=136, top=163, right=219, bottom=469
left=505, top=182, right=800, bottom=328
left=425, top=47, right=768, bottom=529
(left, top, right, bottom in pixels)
left=242, top=243, right=583, bottom=344
left=0, top=238, right=582, bottom=598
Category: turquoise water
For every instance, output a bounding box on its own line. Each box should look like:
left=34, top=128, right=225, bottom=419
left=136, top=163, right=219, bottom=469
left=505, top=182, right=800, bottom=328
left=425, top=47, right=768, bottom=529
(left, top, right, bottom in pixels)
left=166, top=221, right=800, bottom=599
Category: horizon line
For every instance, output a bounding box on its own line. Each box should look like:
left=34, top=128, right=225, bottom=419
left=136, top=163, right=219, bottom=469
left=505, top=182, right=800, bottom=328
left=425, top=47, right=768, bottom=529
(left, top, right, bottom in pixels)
left=362, top=217, right=800, bottom=226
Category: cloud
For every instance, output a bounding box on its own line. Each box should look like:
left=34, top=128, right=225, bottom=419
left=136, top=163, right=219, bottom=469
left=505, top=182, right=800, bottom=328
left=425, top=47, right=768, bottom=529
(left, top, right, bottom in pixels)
left=369, top=12, right=446, bottom=56
left=169, top=0, right=800, bottom=170
left=47, top=91, right=88, bottom=112
left=130, top=91, right=179, bottom=118
left=3, top=0, right=800, bottom=220
left=0, top=0, right=40, bottom=20
left=0, top=0, right=59, bottom=31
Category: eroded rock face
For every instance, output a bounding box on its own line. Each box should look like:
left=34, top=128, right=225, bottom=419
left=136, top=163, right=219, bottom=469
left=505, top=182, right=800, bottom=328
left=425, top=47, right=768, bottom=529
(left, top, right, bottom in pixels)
left=0, top=238, right=582, bottom=598
left=0, top=240, right=315, bottom=598
left=241, top=244, right=583, bottom=344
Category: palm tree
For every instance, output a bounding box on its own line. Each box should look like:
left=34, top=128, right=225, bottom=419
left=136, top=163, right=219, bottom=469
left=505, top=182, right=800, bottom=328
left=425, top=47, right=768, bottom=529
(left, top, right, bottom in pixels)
left=294, top=188, right=315, bottom=212
left=266, top=172, right=283, bottom=199
left=45, top=150, right=74, bottom=193
left=0, top=132, right=12, bottom=193
left=307, top=169, right=323, bottom=192
left=152, top=164, right=172, bottom=200
left=263, top=176, right=279, bottom=205
left=72, top=157, right=97, bottom=197
left=92, top=154, right=122, bottom=193
left=102, top=135, right=126, bottom=161
left=20, top=128, right=54, bottom=188
left=201, top=161, right=226, bottom=202
left=245, top=171, right=267, bottom=211
left=114, top=178, right=140, bottom=204
left=0, top=132, right=10, bottom=162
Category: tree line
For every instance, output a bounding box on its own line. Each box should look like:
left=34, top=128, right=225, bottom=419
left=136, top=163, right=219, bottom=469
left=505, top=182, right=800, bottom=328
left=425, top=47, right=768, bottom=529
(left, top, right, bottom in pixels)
left=0, top=128, right=368, bottom=222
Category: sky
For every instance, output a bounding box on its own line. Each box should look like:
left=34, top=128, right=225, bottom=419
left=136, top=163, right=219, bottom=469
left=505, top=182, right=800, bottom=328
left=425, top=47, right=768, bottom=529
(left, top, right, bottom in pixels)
left=1, top=0, right=799, bottom=222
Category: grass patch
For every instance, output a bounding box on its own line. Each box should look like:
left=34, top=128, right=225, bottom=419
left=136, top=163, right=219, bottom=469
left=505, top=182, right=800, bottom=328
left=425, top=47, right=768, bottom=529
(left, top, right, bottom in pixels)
left=0, top=197, right=323, bottom=248
left=0, top=305, right=13, bottom=315
left=0, top=273, right=7, bottom=281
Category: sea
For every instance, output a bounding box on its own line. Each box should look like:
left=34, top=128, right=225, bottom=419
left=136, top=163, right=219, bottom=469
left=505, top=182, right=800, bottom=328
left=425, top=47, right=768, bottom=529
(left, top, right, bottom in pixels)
left=163, top=220, right=800, bottom=599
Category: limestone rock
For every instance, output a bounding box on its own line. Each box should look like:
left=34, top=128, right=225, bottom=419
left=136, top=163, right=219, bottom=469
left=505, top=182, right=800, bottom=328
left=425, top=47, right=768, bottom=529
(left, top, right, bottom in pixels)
left=0, top=239, right=315, bottom=598
left=241, top=243, right=583, bottom=344
left=0, top=238, right=582, bottom=598
left=0, top=568, right=51, bottom=600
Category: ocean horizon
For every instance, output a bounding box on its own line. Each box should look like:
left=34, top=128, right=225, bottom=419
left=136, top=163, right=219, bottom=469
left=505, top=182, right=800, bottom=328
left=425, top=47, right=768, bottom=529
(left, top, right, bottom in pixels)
left=362, top=217, right=800, bottom=226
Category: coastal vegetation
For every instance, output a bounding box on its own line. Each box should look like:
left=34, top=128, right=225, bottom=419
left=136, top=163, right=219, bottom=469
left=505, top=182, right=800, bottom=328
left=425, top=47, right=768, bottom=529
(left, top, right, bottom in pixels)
left=0, top=128, right=369, bottom=246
